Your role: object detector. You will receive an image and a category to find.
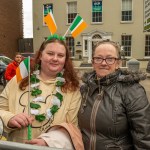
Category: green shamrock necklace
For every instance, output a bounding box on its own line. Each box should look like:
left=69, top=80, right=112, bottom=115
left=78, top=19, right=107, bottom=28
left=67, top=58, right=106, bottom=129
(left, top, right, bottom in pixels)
left=30, top=69, right=65, bottom=122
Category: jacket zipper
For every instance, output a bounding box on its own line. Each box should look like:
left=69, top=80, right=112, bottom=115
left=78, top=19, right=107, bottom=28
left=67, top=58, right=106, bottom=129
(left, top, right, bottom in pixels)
left=89, top=91, right=103, bottom=150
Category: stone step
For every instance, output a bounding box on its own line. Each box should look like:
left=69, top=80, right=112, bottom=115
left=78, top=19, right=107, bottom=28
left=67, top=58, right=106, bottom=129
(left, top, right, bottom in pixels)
left=80, top=63, right=92, bottom=67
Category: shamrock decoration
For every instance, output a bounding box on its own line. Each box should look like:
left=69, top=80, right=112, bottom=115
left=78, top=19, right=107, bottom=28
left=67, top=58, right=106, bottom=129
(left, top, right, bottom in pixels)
left=47, top=34, right=65, bottom=41
left=30, top=70, right=65, bottom=122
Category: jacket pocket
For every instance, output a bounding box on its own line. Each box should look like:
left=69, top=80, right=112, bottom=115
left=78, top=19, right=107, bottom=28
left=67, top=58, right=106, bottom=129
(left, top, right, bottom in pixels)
left=106, top=143, right=122, bottom=150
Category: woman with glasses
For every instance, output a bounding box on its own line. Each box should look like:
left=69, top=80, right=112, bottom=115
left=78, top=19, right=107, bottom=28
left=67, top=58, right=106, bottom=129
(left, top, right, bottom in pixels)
left=78, top=40, right=150, bottom=150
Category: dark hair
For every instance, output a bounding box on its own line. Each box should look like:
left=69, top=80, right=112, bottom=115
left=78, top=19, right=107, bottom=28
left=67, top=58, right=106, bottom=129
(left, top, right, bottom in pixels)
left=15, top=52, right=22, bottom=55
left=14, top=52, right=22, bottom=58
left=92, top=40, right=121, bottom=59
left=19, top=38, right=80, bottom=92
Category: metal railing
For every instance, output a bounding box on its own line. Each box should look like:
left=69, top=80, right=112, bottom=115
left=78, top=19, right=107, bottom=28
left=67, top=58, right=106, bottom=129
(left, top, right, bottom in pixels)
left=0, top=140, right=63, bottom=150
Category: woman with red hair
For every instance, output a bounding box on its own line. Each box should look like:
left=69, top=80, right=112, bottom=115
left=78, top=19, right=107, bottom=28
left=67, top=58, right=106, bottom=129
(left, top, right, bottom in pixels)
left=0, top=35, right=82, bottom=149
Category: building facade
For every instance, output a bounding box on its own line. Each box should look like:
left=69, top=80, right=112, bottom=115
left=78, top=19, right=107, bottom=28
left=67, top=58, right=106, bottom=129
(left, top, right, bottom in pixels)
left=0, top=0, right=23, bottom=58
left=33, top=0, right=150, bottom=68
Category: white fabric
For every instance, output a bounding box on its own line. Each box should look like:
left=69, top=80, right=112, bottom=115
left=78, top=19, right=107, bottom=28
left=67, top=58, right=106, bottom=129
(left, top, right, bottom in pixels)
left=39, top=126, right=74, bottom=150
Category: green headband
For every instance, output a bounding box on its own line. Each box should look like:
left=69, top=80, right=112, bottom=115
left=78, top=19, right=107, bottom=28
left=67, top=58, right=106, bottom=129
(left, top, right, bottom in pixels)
left=47, top=34, right=65, bottom=41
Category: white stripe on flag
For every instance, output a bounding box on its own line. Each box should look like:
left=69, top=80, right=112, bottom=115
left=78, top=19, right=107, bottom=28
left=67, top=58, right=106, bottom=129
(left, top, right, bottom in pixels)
left=19, top=62, right=28, bottom=78
left=71, top=19, right=83, bottom=34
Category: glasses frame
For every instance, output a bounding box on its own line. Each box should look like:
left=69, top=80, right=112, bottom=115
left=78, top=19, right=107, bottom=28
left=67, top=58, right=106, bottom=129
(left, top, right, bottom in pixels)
left=92, top=57, right=120, bottom=65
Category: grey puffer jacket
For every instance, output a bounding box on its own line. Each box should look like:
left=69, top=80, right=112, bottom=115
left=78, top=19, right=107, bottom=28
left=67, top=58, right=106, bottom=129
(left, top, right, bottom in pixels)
left=78, top=69, right=150, bottom=150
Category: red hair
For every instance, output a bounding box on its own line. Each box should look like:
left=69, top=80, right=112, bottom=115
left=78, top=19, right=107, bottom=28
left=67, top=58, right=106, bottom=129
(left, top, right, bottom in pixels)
left=19, top=39, right=79, bottom=92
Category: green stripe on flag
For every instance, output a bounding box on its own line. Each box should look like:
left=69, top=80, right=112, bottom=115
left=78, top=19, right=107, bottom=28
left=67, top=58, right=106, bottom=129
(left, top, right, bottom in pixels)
left=70, top=15, right=82, bottom=31
left=23, top=58, right=29, bottom=71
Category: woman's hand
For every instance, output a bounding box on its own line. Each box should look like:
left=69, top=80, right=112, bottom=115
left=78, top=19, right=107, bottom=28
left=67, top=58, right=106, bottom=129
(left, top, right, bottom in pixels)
left=26, top=138, right=48, bottom=146
left=8, top=113, right=34, bottom=128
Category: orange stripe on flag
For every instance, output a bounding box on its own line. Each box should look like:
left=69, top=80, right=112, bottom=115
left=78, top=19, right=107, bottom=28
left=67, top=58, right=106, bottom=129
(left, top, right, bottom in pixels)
left=72, top=22, right=87, bottom=38
left=44, top=12, right=57, bottom=35
left=16, top=67, right=22, bottom=82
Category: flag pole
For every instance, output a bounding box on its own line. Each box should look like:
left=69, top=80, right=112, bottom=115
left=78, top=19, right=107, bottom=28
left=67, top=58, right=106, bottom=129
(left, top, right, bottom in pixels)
left=63, top=14, right=79, bottom=38
left=27, top=56, right=32, bottom=140
left=47, top=8, right=52, bottom=36
left=63, top=27, right=70, bottom=38
left=44, top=8, right=52, bottom=36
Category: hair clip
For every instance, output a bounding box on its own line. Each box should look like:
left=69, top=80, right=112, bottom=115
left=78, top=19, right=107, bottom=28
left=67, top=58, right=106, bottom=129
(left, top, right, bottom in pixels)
left=47, top=34, right=65, bottom=41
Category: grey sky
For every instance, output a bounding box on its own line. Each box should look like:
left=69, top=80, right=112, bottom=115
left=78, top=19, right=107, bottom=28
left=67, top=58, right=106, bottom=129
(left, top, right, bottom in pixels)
left=23, top=0, right=33, bottom=38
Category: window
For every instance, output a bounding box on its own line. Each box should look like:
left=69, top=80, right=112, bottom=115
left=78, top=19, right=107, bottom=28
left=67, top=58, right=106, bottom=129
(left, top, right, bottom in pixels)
left=145, top=35, right=150, bottom=56
left=84, top=40, right=88, bottom=51
left=92, top=0, right=102, bottom=23
left=66, top=37, right=75, bottom=57
left=43, top=4, right=53, bottom=25
left=121, top=35, right=132, bottom=56
left=121, top=0, right=132, bottom=21
left=84, top=40, right=88, bottom=56
left=67, top=2, right=77, bottom=24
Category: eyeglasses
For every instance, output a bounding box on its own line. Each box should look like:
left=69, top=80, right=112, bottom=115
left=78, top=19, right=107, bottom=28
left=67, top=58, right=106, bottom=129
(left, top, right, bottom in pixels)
left=92, top=57, right=119, bottom=65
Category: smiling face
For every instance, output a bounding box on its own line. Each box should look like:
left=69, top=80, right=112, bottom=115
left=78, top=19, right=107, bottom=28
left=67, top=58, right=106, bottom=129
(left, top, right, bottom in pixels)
left=40, top=42, right=66, bottom=78
left=92, top=43, right=121, bottom=78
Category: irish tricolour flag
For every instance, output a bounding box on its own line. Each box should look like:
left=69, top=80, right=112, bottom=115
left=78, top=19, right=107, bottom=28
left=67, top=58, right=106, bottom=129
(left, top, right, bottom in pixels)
left=44, top=10, right=57, bottom=35
left=69, top=15, right=87, bottom=38
left=16, top=58, right=29, bottom=82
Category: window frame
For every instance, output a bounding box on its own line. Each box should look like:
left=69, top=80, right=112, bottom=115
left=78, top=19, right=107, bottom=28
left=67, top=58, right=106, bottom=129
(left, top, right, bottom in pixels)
left=121, top=0, right=132, bottom=22
left=145, top=35, right=150, bottom=57
left=66, top=36, right=75, bottom=58
left=92, top=0, right=103, bottom=23
left=67, top=1, right=77, bottom=24
left=83, top=39, right=88, bottom=57
left=121, top=35, right=132, bottom=57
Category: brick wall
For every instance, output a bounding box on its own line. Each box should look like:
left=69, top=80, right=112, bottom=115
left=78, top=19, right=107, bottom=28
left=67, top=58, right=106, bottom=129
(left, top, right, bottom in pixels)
left=0, top=0, right=23, bottom=59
